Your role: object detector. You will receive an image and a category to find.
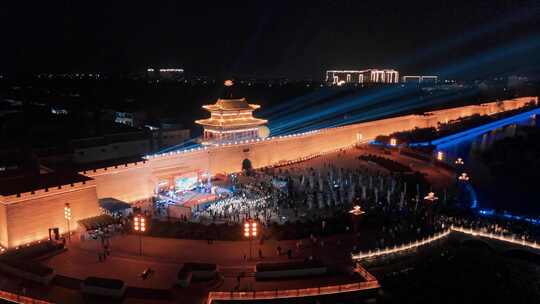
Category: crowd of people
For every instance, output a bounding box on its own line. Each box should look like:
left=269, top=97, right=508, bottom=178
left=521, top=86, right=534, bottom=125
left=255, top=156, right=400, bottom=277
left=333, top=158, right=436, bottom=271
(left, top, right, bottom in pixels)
left=193, top=195, right=275, bottom=224
left=191, top=153, right=429, bottom=225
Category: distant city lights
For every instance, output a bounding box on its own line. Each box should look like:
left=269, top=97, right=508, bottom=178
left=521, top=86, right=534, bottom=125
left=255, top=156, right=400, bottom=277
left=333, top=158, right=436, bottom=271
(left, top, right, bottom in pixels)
left=147, top=68, right=184, bottom=73
left=159, top=68, right=184, bottom=72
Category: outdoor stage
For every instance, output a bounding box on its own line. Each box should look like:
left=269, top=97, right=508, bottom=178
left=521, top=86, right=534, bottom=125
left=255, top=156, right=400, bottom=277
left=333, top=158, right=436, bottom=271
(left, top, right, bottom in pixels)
left=176, top=191, right=217, bottom=208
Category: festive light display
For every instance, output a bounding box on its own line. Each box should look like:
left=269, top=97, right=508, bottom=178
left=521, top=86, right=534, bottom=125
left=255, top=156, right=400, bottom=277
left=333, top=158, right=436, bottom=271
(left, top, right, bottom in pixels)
left=352, top=226, right=540, bottom=261
left=352, top=229, right=451, bottom=260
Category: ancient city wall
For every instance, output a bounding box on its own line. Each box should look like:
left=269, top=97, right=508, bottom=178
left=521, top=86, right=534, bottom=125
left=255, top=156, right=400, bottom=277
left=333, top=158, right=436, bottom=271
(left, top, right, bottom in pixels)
left=88, top=97, right=536, bottom=201
left=0, top=180, right=100, bottom=248
left=80, top=161, right=154, bottom=203
left=0, top=204, right=7, bottom=249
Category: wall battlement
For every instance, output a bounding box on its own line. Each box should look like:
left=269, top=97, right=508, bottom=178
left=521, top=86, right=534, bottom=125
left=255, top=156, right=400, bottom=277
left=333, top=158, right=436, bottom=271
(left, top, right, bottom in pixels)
left=80, top=160, right=149, bottom=177
left=145, top=130, right=321, bottom=161
left=0, top=179, right=97, bottom=204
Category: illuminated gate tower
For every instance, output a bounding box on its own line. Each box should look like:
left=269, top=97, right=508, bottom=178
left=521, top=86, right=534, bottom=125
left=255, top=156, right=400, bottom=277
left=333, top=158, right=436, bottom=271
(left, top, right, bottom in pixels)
left=196, top=81, right=268, bottom=145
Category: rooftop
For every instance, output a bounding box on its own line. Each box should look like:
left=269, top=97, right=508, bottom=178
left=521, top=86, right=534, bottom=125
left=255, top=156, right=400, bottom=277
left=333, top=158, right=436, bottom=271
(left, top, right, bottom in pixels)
left=202, top=98, right=260, bottom=112
left=195, top=117, right=267, bottom=128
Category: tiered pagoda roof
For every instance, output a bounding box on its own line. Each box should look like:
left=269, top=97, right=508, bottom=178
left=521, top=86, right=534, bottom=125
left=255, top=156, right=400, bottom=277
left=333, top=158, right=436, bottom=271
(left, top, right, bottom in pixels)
left=196, top=98, right=267, bottom=130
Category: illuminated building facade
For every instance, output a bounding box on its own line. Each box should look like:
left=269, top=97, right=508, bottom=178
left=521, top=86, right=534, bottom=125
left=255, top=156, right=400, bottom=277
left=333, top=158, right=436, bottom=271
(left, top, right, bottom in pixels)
left=146, top=68, right=184, bottom=80
left=326, top=69, right=399, bottom=85
left=402, top=75, right=438, bottom=84
left=196, top=97, right=268, bottom=145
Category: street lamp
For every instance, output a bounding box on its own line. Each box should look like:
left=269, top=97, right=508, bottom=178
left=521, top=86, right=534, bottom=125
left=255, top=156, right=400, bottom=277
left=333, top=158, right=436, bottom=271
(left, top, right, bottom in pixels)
left=436, top=151, right=444, bottom=161
left=454, top=158, right=464, bottom=166
left=64, top=203, right=71, bottom=241
left=424, top=192, right=439, bottom=203
left=349, top=204, right=365, bottom=237
left=243, top=219, right=257, bottom=260
left=423, top=192, right=438, bottom=225
left=389, top=138, right=397, bottom=147
left=133, top=214, right=146, bottom=256
left=458, top=172, right=470, bottom=182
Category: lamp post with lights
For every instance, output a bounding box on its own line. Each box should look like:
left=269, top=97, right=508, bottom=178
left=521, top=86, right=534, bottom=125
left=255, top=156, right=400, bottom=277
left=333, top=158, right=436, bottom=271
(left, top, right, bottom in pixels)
left=349, top=204, right=366, bottom=236
left=424, top=192, right=439, bottom=203
left=64, top=203, right=71, bottom=241
left=456, top=172, right=471, bottom=207
left=133, top=214, right=146, bottom=256
left=243, top=219, right=257, bottom=260
left=436, top=151, right=444, bottom=161
left=458, top=172, right=470, bottom=182
left=423, top=192, right=438, bottom=226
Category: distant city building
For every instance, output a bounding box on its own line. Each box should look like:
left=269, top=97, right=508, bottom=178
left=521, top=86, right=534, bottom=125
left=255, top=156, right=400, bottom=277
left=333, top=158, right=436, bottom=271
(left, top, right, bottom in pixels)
left=114, top=111, right=135, bottom=127
left=155, top=128, right=190, bottom=149
left=145, top=125, right=191, bottom=151
left=402, top=75, right=438, bottom=84
left=507, top=75, right=528, bottom=89
left=196, top=97, right=268, bottom=145
left=72, top=131, right=152, bottom=164
left=146, top=68, right=184, bottom=81
left=326, top=69, right=399, bottom=85
left=105, top=108, right=147, bottom=128
left=50, top=106, right=69, bottom=115
left=35, top=73, right=101, bottom=80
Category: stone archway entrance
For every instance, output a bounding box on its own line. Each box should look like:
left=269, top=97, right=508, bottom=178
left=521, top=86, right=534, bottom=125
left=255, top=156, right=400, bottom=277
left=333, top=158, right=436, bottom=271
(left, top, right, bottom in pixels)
left=242, top=158, right=253, bottom=173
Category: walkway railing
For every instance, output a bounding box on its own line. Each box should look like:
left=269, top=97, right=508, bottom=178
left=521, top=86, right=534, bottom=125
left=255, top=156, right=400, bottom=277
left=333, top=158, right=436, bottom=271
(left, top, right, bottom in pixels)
left=207, top=280, right=380, bottom=303
left=352, top=225, right=540, bottom=261
left=0, top=290, right=51, bottom=304
left=451, top=226, right=540, bottom=250
left=352, top=229, right=451, bottom=260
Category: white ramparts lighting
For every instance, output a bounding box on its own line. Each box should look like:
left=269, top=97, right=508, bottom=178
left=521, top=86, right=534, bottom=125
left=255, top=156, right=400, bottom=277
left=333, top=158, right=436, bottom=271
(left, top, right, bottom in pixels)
left=451, top=226, right=540, bottom=250
left=159, top=68, right=184, bottom=72
left=352, top=226, right=540, bottom=261
left=351, top=229, right=451, bottom=260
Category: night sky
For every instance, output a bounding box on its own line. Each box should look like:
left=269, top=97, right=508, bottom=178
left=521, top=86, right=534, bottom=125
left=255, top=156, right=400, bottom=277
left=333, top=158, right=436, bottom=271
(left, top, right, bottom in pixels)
left=1, top=0, right=539, bottom=79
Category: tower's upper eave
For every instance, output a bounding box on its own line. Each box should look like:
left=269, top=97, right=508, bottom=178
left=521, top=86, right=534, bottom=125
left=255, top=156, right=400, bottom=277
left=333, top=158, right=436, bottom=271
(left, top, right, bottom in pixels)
left=202, top=98, right=260, bottom=112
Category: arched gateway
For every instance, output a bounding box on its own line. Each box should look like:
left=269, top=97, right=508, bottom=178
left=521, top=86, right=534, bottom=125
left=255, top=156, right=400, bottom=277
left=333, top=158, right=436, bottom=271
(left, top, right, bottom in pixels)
left=242, top=158, right=253, bottom=172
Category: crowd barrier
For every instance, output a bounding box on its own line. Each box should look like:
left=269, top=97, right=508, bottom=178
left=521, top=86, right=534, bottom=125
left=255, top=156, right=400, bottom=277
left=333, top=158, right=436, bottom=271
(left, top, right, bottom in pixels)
left=207, top=280, right=380, bottom=303
left=0, top=290, right=51, bottom=304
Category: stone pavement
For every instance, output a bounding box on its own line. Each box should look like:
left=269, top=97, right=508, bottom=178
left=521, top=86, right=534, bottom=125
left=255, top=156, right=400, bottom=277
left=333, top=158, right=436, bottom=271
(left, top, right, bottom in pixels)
left=38, top=233, right=361, bottom=303
left=44, top=233, right=356, bottom=290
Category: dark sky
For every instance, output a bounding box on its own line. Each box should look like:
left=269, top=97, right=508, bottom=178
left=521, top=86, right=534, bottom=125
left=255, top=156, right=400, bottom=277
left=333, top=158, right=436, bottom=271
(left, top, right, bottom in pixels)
left=1, top=0, right=539, bottom=79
